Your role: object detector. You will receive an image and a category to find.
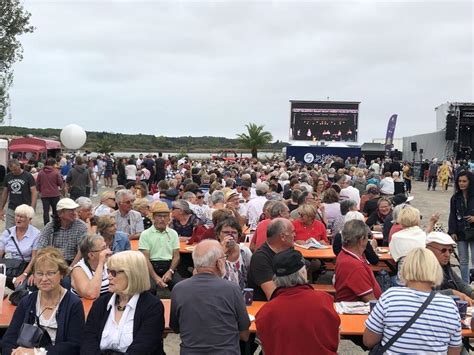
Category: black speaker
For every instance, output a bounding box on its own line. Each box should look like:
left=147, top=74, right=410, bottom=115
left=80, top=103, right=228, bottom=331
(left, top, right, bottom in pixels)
left=411, top=142, right=417, bottom=152
left=419, top=148, right=424, bottom=154
left=446, top=114, right=457, bottom=140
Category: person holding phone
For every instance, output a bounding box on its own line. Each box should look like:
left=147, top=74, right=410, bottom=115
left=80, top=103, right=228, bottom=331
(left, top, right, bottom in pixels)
left=217, top=217, right=252, bottom=290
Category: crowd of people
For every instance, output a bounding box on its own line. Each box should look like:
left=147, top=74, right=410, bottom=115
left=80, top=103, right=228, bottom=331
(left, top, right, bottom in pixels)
left=0, top=152, right=473, bottom=354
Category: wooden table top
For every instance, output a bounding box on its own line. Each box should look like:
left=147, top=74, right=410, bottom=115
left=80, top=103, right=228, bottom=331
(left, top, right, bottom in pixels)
left=1, top=297, right=473, bottom=337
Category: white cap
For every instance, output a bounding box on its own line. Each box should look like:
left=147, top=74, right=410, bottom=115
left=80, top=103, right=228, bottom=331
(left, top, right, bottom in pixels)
left=56, top=198, right=80, bottom=211
left=425, top=232, right=456, bottom=246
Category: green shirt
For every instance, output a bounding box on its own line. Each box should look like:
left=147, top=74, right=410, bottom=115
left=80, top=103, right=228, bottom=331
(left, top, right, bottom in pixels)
left=138, top=226, right=179, bottom=261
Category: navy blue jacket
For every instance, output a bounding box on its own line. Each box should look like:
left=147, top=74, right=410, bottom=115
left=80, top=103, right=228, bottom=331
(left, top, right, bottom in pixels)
left=80, top=291, right=165, bottom=355
left=2, top=290, right=85, bottom=355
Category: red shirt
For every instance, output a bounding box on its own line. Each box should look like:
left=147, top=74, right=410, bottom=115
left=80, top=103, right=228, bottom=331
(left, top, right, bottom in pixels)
left=253, top=219, right=271, bottom=250
left=256, top=284, right=340, bottom=355
left=292, top=219, right=328, bottom=243
left=335, top=247, right=382, bottom=302
left=388, top=223, right=403, bottom=243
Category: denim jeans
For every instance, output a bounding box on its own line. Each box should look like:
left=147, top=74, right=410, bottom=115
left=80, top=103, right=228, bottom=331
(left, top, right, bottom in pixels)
left=457, top=240, right=474, bottom=283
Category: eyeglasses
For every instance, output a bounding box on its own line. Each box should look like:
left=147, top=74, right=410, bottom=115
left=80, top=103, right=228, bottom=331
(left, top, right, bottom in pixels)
left=121, top=200, right=133, bottom=205
left=429, top=245, right=454, bottom=254
left=222, top=230, right=239, bottom=237
left=196, top=196, right=204, bottom=199
left=172, top=207, right=181, bottom=211
left=107, top=198, right=116, bottom=201
left=34, top=270, right=59, bottom=279
left=15, top=215, right=28, bottom=219
left=240, top=187, right=249, bottom=191
left=107, top=269, right=125, bottom=277
left=90, top=246, right=108, bottom=253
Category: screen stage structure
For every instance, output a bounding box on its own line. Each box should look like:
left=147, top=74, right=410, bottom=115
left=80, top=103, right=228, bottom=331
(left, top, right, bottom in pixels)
left=289, top=101, right=360, bottom=143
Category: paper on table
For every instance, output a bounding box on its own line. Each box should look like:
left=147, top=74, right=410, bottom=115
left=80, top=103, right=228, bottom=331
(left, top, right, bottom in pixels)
left=185, top=246, right=195, bottom=251
left=249, top=314, right=255, bottom=322
left=297, top=238, right=329, bottom=250
left=335, top=301, right=370, bottom=314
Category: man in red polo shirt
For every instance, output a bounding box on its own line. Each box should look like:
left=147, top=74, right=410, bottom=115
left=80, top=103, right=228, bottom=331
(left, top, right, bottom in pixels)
left=335, top=219, right=382, bottom=302
left=256, top=248, right=340, bottom=354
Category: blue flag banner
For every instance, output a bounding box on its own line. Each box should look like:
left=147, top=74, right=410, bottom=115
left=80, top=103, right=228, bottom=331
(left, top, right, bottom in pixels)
left=384, top=114, right=398, bottom=156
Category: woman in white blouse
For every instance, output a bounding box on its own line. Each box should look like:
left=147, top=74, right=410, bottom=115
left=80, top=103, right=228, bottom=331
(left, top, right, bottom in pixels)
left=81, top=251, right=165, bottom=355
left=71, top=235, right=111, bottom=299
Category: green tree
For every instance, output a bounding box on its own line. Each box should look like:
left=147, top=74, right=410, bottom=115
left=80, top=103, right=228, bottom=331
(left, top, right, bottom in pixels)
left=236, top=123, right=273, bottom=159
left=95, top=137, right=114, bottom=153
left=0, top=0, right=35, bottom=122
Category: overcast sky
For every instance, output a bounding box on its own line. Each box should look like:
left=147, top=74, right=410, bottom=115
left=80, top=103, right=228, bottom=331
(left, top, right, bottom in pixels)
left=6, top=0, right=473, bottom=143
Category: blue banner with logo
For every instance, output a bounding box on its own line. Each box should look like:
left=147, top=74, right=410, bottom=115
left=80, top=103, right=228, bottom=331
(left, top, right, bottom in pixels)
left=384, top=114, right=398, bottom=156
left=286, top=146, right=361, bottom=164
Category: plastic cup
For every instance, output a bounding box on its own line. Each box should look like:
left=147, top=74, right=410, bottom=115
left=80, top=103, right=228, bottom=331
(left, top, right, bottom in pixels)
left=243, top=288, right=254, bottom=306
left=456, top=300, right=468, bottom=320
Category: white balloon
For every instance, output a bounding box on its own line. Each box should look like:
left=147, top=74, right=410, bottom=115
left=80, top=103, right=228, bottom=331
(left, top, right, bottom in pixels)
left=60, top=124, right=87, bottom=150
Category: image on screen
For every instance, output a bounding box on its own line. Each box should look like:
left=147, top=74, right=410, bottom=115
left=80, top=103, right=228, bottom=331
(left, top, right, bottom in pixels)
left=290, top=101, right=360, bottom=142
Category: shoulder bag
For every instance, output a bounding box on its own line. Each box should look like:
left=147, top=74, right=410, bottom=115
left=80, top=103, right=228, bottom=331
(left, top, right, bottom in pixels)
left=369, top=291, right=435, bottom=355
left=0, top=229, right=28, bottom=278
left=460, top=198, right=474, bottom=241
left=16, top=312, right=52, bottom=348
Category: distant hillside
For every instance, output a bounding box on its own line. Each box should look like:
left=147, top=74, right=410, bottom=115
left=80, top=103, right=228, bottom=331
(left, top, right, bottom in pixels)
left=0, top=126, right=288, bottom=152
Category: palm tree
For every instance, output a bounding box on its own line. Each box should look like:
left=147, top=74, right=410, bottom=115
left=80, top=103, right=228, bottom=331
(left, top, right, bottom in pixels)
left=236, top=123, right=273, bottom=159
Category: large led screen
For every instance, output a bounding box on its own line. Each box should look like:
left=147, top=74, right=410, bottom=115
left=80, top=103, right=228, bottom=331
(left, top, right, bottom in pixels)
left=290, top=101, right=360, bottom=142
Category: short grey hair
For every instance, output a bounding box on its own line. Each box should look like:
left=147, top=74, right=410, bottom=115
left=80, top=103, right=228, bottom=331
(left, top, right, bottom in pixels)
left=192, top=239, right=224, bottom=269
left=172, top=200, right=193, bottom=215
left=269, top=201, right=289, bottom=218
left=79, top=234, right=104, bottom=261
left=273, top=265, right=307, bottom=288
left=280, top=172, right=289, bottom=181
left=392, top=203, right=407, bottom=223
left=115, top=189, right=134, bottom=203
left=340, top=199, right=357, bottom=215
left=14, top=204, right=35, bottom=219
left=267, top=218, right=289, bottom=240
left=211, top=190, right=225, bottom=205
left=75, top=196, right=93, bottom=210
left=182, top=191, right=196, bottom=202
left=342, top=220, right=369, bottom=247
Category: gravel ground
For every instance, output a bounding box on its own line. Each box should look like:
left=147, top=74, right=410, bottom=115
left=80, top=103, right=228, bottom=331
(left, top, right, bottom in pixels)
left=0, top=178, right=455, bottom=354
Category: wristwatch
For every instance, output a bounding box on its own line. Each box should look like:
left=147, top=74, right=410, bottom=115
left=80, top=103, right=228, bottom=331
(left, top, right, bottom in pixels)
left=22, top=272, right=28, bottom=277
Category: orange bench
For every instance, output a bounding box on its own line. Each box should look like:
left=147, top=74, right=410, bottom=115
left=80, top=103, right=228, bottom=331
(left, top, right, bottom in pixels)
left=311, top=284, right=336, bottom=294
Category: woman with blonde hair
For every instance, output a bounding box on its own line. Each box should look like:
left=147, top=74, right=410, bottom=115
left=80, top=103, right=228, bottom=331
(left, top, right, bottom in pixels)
left=2, top=247, right=85, bottom=354
left=364, top=248, right=462, bottom=354
left=81, top=251, right=165, bottom=354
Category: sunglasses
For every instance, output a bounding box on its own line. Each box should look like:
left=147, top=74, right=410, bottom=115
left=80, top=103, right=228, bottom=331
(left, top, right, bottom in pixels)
left=196, top=196, right=204, bottom=199
left=107, top=269, right=125, bottom=277
left=430, top=245, right=454, bottom=254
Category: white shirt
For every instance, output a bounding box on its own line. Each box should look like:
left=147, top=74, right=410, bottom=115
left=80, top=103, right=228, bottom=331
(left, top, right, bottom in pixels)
left=389, top=226, right=426, bottom=262
left=246, top=196, right=267, bottom=229
left=125, top=165, right=137, bottom=180
left=100, top=293, right=140, bottom=353
left=379, top=177, right=395, bottom=195
left=36, top=290, right=67, bottom=345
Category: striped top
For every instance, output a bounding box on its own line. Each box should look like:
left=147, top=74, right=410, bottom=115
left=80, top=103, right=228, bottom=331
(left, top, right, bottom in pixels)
left=71, top=258, right=109, bottom=297
left=365, top=287, right=462, bottom=354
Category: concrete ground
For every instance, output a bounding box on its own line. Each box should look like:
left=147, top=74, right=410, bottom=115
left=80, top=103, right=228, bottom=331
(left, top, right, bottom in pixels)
left=0, top=178, right=455, bottom=354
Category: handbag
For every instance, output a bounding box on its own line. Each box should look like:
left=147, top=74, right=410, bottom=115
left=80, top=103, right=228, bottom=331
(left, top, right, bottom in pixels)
left=16, top=314, right=52, bottom=348
left=464, top=228, right=474, bottom=242
left=0, top=229, right=28, bottom=278
left=369, top=291, right=435, bottom=355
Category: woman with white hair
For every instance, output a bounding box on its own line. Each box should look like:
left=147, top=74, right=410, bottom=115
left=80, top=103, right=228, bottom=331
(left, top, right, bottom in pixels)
left=0, top=204, right=40, bottom=288
left=332, top=211, right=379, bottom=265
left=76, top=196, right=96, bottom=234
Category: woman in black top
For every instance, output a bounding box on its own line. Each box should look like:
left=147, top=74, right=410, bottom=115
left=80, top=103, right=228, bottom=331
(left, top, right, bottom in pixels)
left=448, top=171, right=474, bottom=283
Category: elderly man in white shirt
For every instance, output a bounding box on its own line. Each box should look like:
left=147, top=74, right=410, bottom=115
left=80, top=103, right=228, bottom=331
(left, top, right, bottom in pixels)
left=246, top=182, right=269, bottom=229
left=338, top=175, right=361, bottom=209
left=379, top=172, right=395, bottom=195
